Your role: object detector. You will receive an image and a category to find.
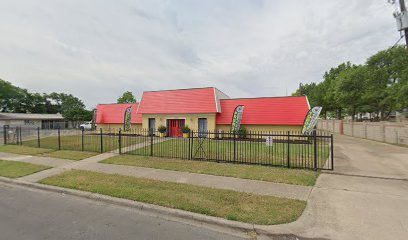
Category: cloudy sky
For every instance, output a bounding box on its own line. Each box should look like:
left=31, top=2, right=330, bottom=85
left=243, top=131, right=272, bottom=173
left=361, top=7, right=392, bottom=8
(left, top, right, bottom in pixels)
left=0, top=0, right=400, bottom=108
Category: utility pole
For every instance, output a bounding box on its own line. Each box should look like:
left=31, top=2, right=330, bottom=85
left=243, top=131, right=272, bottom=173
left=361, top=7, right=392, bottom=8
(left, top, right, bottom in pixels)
left=399, top=0, right=408, bottom=51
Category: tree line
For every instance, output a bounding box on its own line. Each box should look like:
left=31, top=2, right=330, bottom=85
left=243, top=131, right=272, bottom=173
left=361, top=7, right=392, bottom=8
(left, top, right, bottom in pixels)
left=0, top=79, right=92, bottom=121
left=293, top=45, right=408, bottom=120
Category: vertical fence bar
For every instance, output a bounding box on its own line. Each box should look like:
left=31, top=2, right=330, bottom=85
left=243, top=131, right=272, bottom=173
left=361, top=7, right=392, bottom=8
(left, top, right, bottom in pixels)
left=15, top=127, right=19, bottom=145
left=150, top=132, right=153, bottom=156
left=37, top=127, right=40, bottom=148
left=233, top=131, right=237, bottom=163
left=3, top=125, right=7, bottom=145
left=190, top=131, right=194, bottom=159
left=119, top=129, right=122, bottom=155
left=313, top=130, right=317, bottom=170
left=19, top=127, right=23, bottom=145
left=287, top=131, right=290, bottom=168
left=58, top=128, right=61, bottom=150
left=331, top=134, right=334, bottom=170
left=100, top=128, right=103, bottom=153
left=188, top=130, right=191, bottom=160
left=81, top=128, right=84, bottom=151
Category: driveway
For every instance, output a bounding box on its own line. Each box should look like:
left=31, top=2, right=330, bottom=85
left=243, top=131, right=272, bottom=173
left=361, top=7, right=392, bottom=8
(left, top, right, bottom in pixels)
left=260, top=134, right=408, bottom=240
left=333, top=134, right=408, bottom=179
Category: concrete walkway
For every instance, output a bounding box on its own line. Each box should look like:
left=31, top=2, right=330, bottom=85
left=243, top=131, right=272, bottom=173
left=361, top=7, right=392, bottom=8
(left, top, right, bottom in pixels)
left=259, top=134, right=408, bottom=240
left=78, top=162, right=311, bottom=200
left=0, top=151, right=311, bottom=201
left=0, top=152, right=74, bottom=167
left=111, top=137, right=169, bottom=154
left=17, top=153, right=116, bottom=183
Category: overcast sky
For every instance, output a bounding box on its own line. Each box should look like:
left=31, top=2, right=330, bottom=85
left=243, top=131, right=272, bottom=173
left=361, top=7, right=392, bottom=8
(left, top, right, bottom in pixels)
left=0, top=0, right=400, bottom=108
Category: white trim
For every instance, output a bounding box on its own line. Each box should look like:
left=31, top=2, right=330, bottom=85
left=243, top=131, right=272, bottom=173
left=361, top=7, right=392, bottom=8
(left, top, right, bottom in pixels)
left=214, top=88, right=220, bottom=113
left=305, top=96, right=311, bottom=110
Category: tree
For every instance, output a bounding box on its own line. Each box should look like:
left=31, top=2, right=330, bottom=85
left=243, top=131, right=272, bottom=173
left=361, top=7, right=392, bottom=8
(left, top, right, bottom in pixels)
left=365, top=45, right=408, bottom=119
left=47, top=93, right=92, bottom=121
left=335, top=65, right=368, bottom=120
left=117, top=91, right=137, bottom=104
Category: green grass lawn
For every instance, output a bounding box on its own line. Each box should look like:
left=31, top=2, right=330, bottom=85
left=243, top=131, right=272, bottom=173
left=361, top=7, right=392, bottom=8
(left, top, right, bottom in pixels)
left=39, top=170, right=306, bottom=225
left=0, top=145, right=98, bottom=160
left=22, top=134, right=147, bottom=152
left=130, top=138, right=330, bottom=169
left=0, top=159, right=50, bottom=178
left=101, top=155, right=319, bottom=186
left=36, top=150, right=98, bottom=160
left=0, top=145, right=54, bottom=155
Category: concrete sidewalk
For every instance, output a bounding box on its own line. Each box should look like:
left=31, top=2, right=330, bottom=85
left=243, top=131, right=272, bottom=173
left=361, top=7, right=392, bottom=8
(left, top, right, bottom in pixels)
left=1, top=151, right=311, bottom=200
left=17, top=153, right=116, bottom=183
left=77, top=162, right=311, bottom=200
left=0, top=152, right=74, bottom=167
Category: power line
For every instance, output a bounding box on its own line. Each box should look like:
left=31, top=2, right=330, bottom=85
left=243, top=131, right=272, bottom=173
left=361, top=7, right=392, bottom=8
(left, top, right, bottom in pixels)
left=390, top=33, right=405, bottom=49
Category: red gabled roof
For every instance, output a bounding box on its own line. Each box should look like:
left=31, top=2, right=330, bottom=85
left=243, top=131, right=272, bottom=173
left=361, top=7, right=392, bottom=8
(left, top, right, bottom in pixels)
left=137, top=87, right=219, bottom=114
left=96, top=103, right=142, bottom=124
left=216, top=96, right=310, bottom=125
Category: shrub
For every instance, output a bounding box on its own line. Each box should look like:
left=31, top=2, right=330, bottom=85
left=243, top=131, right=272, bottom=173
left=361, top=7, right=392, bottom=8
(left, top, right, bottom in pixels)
left=157, top=125, right=167, bottom=133
left=181, top=126, right=191, bottom=133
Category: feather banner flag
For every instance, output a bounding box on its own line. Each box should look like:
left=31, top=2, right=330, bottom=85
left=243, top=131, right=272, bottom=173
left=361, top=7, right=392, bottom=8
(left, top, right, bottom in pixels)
left=301, top=106, right=322, bottom=135
left=123, top=106, right=132, bottom=132
left=230, top=105, right=245, bottom=133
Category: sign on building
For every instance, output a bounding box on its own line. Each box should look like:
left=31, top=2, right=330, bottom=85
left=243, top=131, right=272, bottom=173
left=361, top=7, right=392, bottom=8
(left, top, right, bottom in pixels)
left=266, top=136, right=273, bottom=146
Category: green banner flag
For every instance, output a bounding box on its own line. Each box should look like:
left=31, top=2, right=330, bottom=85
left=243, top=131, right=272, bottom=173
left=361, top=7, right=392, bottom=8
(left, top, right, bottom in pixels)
left=123, top=106, right=132, bottom=132
left=230, top=105, right=245, bottom=132
left=301, top=106, right=322, bottom=135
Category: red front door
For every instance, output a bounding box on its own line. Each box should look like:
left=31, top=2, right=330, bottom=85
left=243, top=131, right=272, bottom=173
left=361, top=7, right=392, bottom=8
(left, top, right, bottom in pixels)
left=168, top=119, right=184, bottom=137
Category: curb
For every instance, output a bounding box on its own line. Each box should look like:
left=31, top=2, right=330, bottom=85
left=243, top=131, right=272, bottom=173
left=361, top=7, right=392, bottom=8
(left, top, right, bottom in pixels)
left=0, top=176, right=259, bottom=235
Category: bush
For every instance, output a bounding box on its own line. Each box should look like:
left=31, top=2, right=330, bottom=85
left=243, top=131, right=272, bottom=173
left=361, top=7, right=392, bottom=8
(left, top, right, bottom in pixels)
left=181, top=126, right=191, bottom=133
left=157, top=125, right=167, bottom=133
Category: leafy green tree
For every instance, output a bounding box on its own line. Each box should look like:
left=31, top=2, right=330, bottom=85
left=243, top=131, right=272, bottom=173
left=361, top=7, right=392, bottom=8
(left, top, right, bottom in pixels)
left=0, top=79, right=26, bottom=112
left=47, top=93, right=92, bottom=121
left=117, top=91, right=137, bottom=104
left=365, top=45, right=408, bottom=119
left=335, top=65, right=368, bottom=120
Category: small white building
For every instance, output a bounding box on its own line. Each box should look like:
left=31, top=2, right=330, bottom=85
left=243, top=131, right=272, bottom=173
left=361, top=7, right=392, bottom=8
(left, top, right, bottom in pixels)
left=0, top=113, right=65, bottom=129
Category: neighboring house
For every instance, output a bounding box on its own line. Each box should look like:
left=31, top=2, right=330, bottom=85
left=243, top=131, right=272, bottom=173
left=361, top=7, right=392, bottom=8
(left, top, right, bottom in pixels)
left=0, top=113, right=66, bottom=129
left=96, top=87, right=310, bottom=136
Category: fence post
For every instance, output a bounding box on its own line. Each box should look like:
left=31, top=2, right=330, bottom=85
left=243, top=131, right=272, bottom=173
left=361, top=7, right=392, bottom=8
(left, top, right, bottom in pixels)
left=58, top=127, right=61, bottom=150
left=287, top=131, right=290, bottom=168
left=19, top=127, right=23, bottom=145
left=233, top=131, right=237, bottom=163
left=331, top=134, right=334, bottom=170
left=37, top=127, right=40, bottom=148
left=313, top=130, right=317, bottom=170
left=190, top=131, right=194, bottom=159
left=15, top=127, right=19, bottom=145
left=81, top=128, right=84, bottom=151
left=3, top=125, right=7, bottom=145
left=150, top=131, right=153, bottom=156
left=100, top=128, right=103, bottom=153
left=118, top=129, right=122, bottom=154
left=188, top=130, right=191, bottom=160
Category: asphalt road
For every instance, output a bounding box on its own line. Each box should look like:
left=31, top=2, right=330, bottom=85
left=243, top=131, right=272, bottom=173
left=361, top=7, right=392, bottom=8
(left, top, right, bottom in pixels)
left=0, top=182, right=247, bottom=240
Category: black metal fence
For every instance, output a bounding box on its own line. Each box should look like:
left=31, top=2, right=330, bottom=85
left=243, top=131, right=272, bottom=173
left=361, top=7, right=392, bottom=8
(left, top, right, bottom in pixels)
left=2, top=126, right=334, bottom=170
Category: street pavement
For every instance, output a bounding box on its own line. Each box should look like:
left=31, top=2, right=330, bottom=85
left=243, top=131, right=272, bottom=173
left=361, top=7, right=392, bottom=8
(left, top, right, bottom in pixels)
left=0, top=181, right=247, bottom=240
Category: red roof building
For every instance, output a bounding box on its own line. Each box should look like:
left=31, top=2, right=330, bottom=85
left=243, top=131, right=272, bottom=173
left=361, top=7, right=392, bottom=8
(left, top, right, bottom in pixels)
left=96, top=87, right=310, bottom=135
left=216, top=96, right=310, bottom=125
left=96, top=103, right=142, bottom=124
